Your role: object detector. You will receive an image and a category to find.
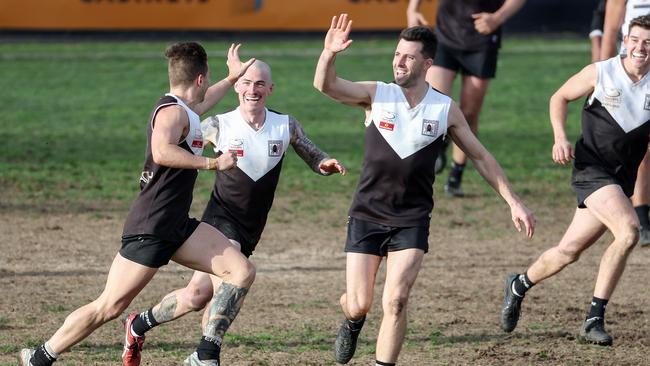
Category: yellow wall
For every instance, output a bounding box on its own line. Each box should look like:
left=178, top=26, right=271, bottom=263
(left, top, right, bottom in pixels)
left=0, top=0, right=437, bottom=31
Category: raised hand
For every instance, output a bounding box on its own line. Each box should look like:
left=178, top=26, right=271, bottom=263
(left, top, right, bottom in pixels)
left=324, top=14, right=354, bottom=54
left=226, top=44, right=256, bottom=84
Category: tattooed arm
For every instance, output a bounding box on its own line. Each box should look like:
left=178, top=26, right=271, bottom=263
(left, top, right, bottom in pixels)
left=289, top=115, right=346, bottom=176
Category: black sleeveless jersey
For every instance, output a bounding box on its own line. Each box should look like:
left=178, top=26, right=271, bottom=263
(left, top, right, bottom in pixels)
left=122, top=94, right=204, bottom=241
left=577, top=56, right=650, bottom=192
left=349, top=82, right=451, bottom=227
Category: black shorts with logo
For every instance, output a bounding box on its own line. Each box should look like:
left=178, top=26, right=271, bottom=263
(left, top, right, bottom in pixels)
left=433, top=42, right=499, bottom=79
left=345, top=217, right=429, bottom=257
left=119, top=218, right=201, bottom=268
left=201, top=202, right=257, bottom=258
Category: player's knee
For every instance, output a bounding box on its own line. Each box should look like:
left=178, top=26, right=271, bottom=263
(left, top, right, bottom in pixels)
left=615, top=225, right=639, bottom=250
left=557, top=245, right=581, bottom=264
left=383, top=296, right=408, bottom=317
left=94, top=299, right=129, bottom=322
left=181, top=284, right=212, bottom=311
left=347, top=297, right=372, bottom=319
left=231, top=260, right=256, bottom=287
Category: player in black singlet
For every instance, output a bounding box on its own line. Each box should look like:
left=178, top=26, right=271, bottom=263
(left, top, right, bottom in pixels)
left=500, top=15, right=650, bottom=346
left=315, top=14, right=535, bottom=366
left=18, top=42, right=256, bottom=366
left=120, top=60, right=347, bottom=366
left=407, top=0, right=526, bottom=197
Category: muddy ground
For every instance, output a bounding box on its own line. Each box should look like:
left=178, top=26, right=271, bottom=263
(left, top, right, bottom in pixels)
left=2, top=188, right=650, bottom=366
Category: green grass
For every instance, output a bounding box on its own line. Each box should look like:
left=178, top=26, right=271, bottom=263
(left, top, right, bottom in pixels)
left=0, top=38, right=588, bottom=211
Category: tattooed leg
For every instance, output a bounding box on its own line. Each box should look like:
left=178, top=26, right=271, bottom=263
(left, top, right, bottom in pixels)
left=131, top=272, right=214, bottom=336
left=195, top=282, right=249, bottom=361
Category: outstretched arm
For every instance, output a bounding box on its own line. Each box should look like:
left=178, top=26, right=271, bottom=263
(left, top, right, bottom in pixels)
left=313, top=13, right=376, bottom=107
left=290, top=116, right=346, bottom=176
left=194, top=44, right=256, bottom=116
left=406, top=0, right=429, bottom=27
left=601, top=0, right=626, bottom=59
left=447, top=102, right=535, bottom=238
left=471, top=0, right=526, bottom=35
left=549, top=64, right=597, bottom=165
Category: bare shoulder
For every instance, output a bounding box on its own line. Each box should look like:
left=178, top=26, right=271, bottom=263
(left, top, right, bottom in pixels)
left=154, top=104, right=187, bottom=128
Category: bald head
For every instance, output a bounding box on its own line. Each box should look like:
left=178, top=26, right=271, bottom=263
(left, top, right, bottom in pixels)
left=243, top=60, right=272, bottom=83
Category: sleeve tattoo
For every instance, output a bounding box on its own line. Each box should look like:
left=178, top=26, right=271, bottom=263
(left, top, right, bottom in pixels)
left=289, top=116, right=330, bottom=174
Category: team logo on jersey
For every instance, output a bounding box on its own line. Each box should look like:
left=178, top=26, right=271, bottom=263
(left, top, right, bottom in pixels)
left=229, top=138, right=244, bottom=157
left=602, top=87, right=621, bottom=108
left=644, top=94, right=650, bottom=111
left=421, top=119, right=439, bottom=137
left=378, top=110, right=396, bottom=131
left=268, top=140, right=283, bottom=157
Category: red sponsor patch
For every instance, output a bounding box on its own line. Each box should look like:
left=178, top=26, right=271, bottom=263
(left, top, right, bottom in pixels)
left=191, top=140, right=203, bottom=148
left=379, top=121, right=394, bottom=131
left=229, top=149, right=244, bottom=157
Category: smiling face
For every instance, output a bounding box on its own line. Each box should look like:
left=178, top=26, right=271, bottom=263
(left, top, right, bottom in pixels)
left=392, top=39, right=431, bottom=88
left=235, top=61, right=273, bottom=111
left=624, top=25, right=650, bottom=71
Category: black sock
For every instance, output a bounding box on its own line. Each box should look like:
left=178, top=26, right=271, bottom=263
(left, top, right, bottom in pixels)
left=635, top=205, right=650, bottom=228
left=196, top=336, right=221, bottom=361
left=131, top=309, right=159, bottom=336
left=31, top=344, right=57, bottom=366
left=587, top=297, right=609, bottom=319
left=376, top=361, right=396, bottom=366
left=512, top=273, right=534, bottom=297
left=447, top=161, right=465, bottom=188
left=346, top=316, right=365, bottom=332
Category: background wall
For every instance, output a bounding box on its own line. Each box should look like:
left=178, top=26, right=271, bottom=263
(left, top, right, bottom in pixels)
left=1, top=0, right=600, bottom=34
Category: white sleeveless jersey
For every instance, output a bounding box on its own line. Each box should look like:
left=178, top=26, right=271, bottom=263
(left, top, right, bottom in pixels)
left=368, top=82, right=449, bottom=159
left=165, top=93, right=204, bottom=156
left=620, top=0, right=650, bottom=54
left=588, top=56, right=650, bottom=133
left=214, top=107, right=290, bottom=181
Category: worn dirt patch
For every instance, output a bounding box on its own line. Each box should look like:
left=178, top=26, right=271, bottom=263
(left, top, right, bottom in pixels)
left=2, top=191, right=650, bottom=365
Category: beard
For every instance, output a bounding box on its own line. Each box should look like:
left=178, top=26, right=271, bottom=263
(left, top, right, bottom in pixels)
left=394, top=72, right=419, bottom=88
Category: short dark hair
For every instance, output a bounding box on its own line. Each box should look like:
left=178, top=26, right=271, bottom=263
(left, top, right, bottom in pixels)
left=629, top=14, right=650, bottom=34
left=164, top=42, right=208, bottom=86
left=399, top=26, right=437, bottom=60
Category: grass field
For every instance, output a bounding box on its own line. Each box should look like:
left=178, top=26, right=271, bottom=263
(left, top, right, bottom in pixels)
left=0, top=37, right=586, bottom=209
left=6, top=37, right=650, bottom=366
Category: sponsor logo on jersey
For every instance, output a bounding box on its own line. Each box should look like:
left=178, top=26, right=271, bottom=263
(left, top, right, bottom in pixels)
left=229, top=138, right=244, bottom=157
left=379, top=121, right=395, bottom=131
left=191, top=129, right=203, bottom=148
left=379, top=110, right=396, bottom=131
left=421, top=119, right=438, bottom=137
left=602, top=87, right=622, bottom=108
left=268, top=140, right=283, bottom=157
